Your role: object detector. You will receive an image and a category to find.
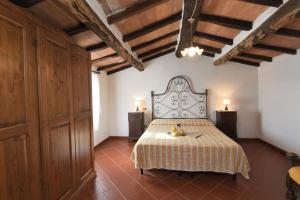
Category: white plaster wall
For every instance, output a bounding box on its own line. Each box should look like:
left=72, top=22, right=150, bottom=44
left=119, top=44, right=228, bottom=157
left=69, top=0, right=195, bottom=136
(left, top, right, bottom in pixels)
left=258, top=51, right=300, bottom=154
left=92, top=72, right=109, bottom=146
left=107, top=54, right=259, bottom=138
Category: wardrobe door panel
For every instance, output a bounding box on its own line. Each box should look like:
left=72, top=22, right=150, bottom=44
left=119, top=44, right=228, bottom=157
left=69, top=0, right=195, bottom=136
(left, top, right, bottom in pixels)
left=71, top=46, right=94, bottom=184
left=38, top=27, right=75, bottom=200
left=0, top=4, right=41, bottom=200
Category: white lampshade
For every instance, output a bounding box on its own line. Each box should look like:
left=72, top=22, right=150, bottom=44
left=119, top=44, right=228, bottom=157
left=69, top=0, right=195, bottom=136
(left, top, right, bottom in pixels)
left=134, top=101, right=141, bottom=106
left=181, top=46, right=203, bottom=57
left=223, top=99, right=231, bottom=105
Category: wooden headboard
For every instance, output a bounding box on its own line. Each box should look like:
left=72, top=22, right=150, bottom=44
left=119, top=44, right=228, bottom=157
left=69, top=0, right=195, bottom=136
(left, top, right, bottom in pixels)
left=151, top=76, right=208, bottom=119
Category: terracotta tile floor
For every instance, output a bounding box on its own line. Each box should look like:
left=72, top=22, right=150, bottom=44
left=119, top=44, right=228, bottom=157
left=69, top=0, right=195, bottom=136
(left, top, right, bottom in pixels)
left=76, top=138, right=289, bottom=200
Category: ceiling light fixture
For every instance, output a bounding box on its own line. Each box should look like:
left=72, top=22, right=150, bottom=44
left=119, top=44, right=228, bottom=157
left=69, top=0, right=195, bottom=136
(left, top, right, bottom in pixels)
left=181, top=0, right=203, bottom=57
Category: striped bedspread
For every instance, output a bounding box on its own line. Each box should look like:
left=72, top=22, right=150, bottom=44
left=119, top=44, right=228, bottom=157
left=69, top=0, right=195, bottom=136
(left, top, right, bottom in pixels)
left=131, top=119, right=250, bottom=179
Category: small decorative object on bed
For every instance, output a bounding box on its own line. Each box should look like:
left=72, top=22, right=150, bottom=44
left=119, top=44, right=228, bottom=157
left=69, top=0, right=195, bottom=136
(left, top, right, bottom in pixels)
left=132, top=76, right=250, bottom=180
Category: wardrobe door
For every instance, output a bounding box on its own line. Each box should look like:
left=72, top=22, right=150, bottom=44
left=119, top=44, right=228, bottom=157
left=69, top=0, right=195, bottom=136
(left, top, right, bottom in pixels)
left=38, top=27, right=75, bottom=200
left=71, top=46, right=94, bottom=185
left=0, top=3, right=41, bottom=200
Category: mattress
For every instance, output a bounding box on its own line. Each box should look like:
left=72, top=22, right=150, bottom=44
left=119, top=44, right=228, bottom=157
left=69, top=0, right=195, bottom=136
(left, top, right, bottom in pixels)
left=131, top=119, right=250, bottom=179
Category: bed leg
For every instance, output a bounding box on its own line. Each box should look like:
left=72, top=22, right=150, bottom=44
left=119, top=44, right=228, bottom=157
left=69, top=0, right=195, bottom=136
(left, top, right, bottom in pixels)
left=232, top=174, right=237, bottom=182
left=140, top=168, right=144, bottom=175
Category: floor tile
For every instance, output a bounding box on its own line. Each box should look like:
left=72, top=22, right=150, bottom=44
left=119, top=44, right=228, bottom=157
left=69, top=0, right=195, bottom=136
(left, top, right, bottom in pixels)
left=145, top=181, right=174, bottom=199
left=210, top=185, right=240, bottom=200
left=177, top=183, right=207, bottom=200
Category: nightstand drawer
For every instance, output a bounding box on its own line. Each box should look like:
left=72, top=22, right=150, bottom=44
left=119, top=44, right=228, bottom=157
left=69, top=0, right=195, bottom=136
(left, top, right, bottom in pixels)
left=128, top=112, right=144, bottom=142
left=216, top=111, right=237, bottom=139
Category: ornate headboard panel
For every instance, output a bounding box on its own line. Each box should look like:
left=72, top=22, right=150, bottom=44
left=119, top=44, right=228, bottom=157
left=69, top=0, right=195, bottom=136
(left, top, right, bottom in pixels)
left=151, top=76, right=208, bottom=119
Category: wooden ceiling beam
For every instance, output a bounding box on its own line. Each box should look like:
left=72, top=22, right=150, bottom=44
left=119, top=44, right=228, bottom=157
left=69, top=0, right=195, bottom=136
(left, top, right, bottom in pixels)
left=10, top=0, right=44, bottom=7
left=107, top=0, right=169, bottom=24
left=131, top=30, right=179, bottom=51
left=194, top=31, right=233, bottom=45
left=214, top=0, right=300, bottom=65
left=92, top=53, right=119, bottom=65
left=137, top=41, right=177, bottom=59
left=275, top=28, right=300, bottom=38
left=239, top=53, right=273, bottom=62
left=194, top=43, right=222, bottom=54
left=97, top=61, right=127, bottom=71
left=57, top=0, right=143, bottom=71
left=198, top=14, right=252, bottom=30
left=64, top=23, right=89, bottom=36
left=142, top=48, right=175, bottom=63
left=86, top=42, right=108, bottom=52
left=202, top=52, right=215, bottom=57
left=176, top=0, right=204, bottom=58
left=107, top=64, right=132, bottom=75
left=123, top=11, right=182, bottom=42
left=230, top=58, right=260, bottom=67
left=240, top=0, right=283, bottom=7
left=253, top=43, right=297, bottom=55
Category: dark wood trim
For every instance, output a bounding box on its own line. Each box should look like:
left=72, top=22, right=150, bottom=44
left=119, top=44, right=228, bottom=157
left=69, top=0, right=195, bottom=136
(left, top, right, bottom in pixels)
left=230, top=58, right=260, bottom=67
left=131, top=30, right=179, bottom=51
left=86, top=42, right=108, bottom=52
left=194, top=31, right=233, bottom=45
left=240, top=0, right=283, bottom=7
left=254, top=43, right=297, bottom=55
left=97, top=61, right=127, bottom=71
left=107, top=0, right=169, bottom=24
left=10, top=0, right=44, bottom=7
left=214, top=0, right=300, bottom=65
left=142, top=48, right=175, bottom=62
left=198, top=14, right=252, bottom=30
left=92, top=53, right=119, bottom=65
left=138, top=41, right=177, bottom=59
left=176, top=0, right=204, bottom=58
left=58, top=0, right=144, bottom=71
left=275, top=28, right=300, bottom=38
left=123, top=11, right=182, bottom=42
left=107, top=65, right=132, bottom=75
left=239, top=53, right=273, bottom=62
left=194, top=43, right=222, bottom=54
left=64, top=23, right=89, bottom=36
left=202, top=51, right=215, bottom=57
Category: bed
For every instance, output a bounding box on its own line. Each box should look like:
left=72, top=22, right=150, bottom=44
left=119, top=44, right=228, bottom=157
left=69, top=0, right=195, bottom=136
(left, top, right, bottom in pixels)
left=131, top=76, right=250, bottom=179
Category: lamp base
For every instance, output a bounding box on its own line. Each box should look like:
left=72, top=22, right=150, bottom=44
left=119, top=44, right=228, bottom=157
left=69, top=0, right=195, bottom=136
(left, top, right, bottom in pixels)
left=225, top=105, right=228, bottom=111
left=136, top=106, right=139, bottom=111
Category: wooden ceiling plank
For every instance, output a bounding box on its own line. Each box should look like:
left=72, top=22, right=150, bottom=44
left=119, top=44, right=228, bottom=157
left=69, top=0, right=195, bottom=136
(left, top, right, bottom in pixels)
left=240, top=0, right=283, bottom=7
left=107, top=64, right=132, bottom=75
left=176, top=0, right=204, bottom=58
left=198, top=14, right=253, bottom=31
left=275, top=28, right=300, bottom=38
left=92, top=53, right=119, bottom=64
left=64, top=23, right=89, bottom=36
left=202, top=51, right=215, bottom=57
left=194, top=43, right=222, bottom=54
left=194, top=31, right=233, bottom=45
left=131, top=30, right=179, bottom=51
left=107, top=0, right=169, bottom=24
left=10, top=0, right=44, bottom=8
left=123, top=11, right=182, bottom=42
left=214, top=0, right=300, bottom=65
left=86, top=42, right=108, bottom=52
left=239, top=52, right=273, bottom=62
left=142, top=48, right=175, bottom=62
left=138, top=41, right=177, bottom=59
left=57, top=0, right=143, bottom=71
left=230, top=58, right=260, bottom=67
left=253, top=43, right=297, bottom=55
left=97, top=61, right=127, bottom=71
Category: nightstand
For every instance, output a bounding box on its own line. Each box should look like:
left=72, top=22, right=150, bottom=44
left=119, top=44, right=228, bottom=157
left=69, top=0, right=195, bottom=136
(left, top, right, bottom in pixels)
left=128, top=112, right=144, bottom=142
left=216, top=111, right=237, bottom=139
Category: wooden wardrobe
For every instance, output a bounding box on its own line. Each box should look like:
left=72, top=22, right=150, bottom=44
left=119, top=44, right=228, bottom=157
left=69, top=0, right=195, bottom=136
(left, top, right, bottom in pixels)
left=0, top=2, right=95, bottom=200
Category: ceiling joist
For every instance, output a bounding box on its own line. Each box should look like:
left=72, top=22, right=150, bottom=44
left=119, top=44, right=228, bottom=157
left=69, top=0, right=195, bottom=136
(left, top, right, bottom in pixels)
left=107, top=64, right=132, bottom=75
left=176, top=0, right=204, bottom=58
left=86, top=42, right=108, bottom=52
left=194, top=31, right=233, bottom=45
left=107, top=0, right=169, bottom=24
left=142, top=48, right=175, bottom=63
left=253, top=43, right=297, bottom=55
left=138, top=41, right=177, bottom=59
left=123, top=11, right=182, bottom=42
left=97, top=61, right=127, bottom=71
left=239, top=52, right=273, bottom=62
left=131, top=30, right=179, bottom=51
left=57, top=0, right=144, bottom=71
left=198, top=14, right=253, bottom=30
left=194, top=43, right=222, bottom=54
left=240, top=0, right=283, bottom=7
left=275, top=28, right=300, bottom=38
left=10, top=0, right=44, bottom=8
left=231, top=58, right=260, bottom=67
left=92, top=53, right=119, bottom=65
left=214, top=0, right=300, bottom=65
left=64, top=23, right=89, bottom=36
